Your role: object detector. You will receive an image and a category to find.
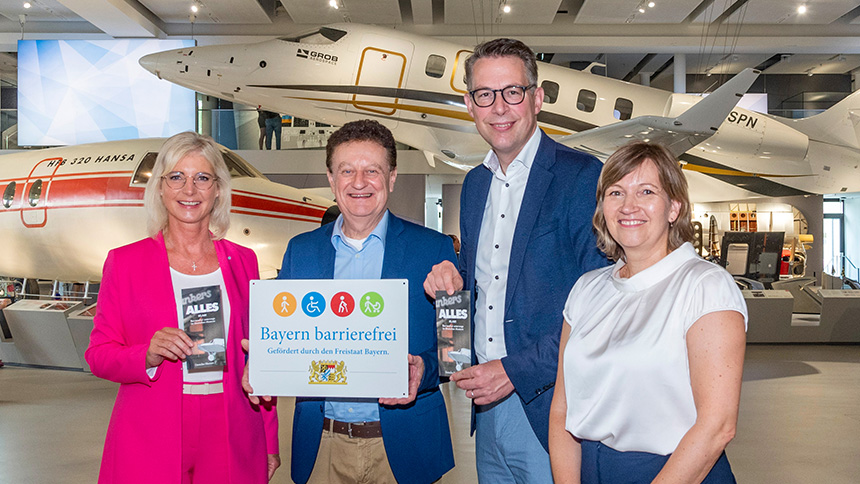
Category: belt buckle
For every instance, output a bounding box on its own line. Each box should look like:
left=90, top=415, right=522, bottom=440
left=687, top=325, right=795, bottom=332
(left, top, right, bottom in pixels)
left=347, top=421, right=366, bottom=439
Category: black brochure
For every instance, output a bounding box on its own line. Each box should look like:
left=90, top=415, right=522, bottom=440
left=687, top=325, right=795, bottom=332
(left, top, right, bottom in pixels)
left=182, top=285, right=226, bottom=372
left=436, top=290, right=471, bottom=377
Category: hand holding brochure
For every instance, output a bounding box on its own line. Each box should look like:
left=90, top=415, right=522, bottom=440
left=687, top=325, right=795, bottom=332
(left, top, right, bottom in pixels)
left=436, top=290, right=471, bottom=377
left=182, top=285, right=226, bottom=372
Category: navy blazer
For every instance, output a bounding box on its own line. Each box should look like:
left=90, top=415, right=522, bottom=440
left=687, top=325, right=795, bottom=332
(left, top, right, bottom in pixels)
left=279, top=213, right=456, bottom=484
left=459, top=131, right=608, bottom=450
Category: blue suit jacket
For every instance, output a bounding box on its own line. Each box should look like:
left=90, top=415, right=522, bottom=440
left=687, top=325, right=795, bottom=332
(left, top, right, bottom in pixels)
left=459, top=131, right=608, bottom=450
left=280, top=213, right=456, bottom=484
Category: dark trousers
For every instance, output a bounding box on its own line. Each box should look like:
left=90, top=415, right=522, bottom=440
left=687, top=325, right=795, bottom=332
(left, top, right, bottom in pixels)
left=580, top=440, right=736, bottom=484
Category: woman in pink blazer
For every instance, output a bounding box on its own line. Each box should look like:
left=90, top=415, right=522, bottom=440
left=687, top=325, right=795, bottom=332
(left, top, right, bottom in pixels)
left=86, top=132, right=279, bottom=484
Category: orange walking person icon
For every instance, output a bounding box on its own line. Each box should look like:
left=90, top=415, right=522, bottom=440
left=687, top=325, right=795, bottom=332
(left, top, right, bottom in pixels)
left=272, top=292, right=297, bottom=317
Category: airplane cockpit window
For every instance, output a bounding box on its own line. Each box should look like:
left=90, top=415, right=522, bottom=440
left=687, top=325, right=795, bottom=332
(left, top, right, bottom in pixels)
left=28, top=180, right=42, bottom=207
left=131, top=152, right=159, bottom=186
left=577, top=89, right=597, bottom=113
left=541, top=81, right=560, bottom=104
left=614, top=98, right=633, bottom=121
left=221, top=150, right=264, bottom=179
left=2, top=182, right=15, bottom=208
left=425, top=55, right=446, bottom=78
left=131, top=150, right=262, bottom=186
left=280, top=27, right=347, bottom=45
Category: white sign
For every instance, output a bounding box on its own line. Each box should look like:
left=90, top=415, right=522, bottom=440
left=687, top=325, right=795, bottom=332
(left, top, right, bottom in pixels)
left=248, top=279, right=409, bottom=398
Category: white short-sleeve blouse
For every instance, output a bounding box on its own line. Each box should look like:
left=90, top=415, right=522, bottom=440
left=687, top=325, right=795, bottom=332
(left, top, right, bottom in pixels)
left=561, top=242, right=747, bottom=455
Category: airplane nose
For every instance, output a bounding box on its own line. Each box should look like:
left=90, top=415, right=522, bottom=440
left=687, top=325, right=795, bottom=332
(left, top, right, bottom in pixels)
left=139, top=52, right=161, bottom=77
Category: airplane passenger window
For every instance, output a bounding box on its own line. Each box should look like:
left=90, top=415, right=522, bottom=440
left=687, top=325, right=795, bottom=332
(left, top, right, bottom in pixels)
left=614, top=98, right=633, bottom=120
left=577, top=89, right=597, bottom=113
left=2, top=181, right=15, bottom=208
left=131, top=152, right=159, bottom=185
left=541, top=80, right=560, bottom=104
left=425, top=55, right=447, bottom=78
left=28, top=180, right=42, bottom=207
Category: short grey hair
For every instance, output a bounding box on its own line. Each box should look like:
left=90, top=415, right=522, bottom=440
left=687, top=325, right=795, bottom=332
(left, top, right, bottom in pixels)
left=144, top=132, right=232, bottom=239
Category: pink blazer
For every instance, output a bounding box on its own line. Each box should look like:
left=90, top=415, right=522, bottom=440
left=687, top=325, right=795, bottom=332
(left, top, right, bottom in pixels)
left=86, top=233, right=278, bottom=484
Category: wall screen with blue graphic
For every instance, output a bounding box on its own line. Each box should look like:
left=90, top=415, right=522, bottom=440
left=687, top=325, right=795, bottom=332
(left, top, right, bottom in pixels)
left=18, top=39, right=195, bottom=146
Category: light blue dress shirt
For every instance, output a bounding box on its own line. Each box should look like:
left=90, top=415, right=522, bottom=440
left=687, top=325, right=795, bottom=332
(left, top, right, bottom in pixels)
left=324, top=211, right=389, bottom=423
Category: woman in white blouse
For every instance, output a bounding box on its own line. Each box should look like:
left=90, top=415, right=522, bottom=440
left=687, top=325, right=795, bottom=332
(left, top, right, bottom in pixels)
left=548, top=142, right=747, bottom=484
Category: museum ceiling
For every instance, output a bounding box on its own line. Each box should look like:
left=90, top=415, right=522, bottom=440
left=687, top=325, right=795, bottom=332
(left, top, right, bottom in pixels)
left=2, top=0, right=860, bottom=83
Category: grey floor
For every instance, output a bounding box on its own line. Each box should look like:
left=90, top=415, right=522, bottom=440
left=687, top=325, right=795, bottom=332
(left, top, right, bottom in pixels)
left=1, top=344, right=858, bottom=483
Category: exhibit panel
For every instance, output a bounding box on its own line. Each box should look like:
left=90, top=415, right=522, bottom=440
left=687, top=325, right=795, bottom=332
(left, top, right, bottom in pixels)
left=743, top=290, right=794, bottom=343
left=66, top=303, right=97, bottom=372
left=818, top=290, right=860, bottom=343
left=1, top=299, right=83, bottom=369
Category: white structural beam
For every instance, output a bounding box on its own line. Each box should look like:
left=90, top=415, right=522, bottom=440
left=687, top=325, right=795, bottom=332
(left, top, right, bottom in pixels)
left=57, top=0, right=163, bottom=38
left=674, top=53, right=686, bottom=93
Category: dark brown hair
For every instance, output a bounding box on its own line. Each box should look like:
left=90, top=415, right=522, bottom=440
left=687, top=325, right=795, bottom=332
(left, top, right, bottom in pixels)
left=325, top=119, right=397, bottom=172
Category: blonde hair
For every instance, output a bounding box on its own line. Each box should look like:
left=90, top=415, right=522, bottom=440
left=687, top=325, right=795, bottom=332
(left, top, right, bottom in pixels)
left=144, top=132, right=232, bottom=239
left=593, top=142, right=693, bottom=261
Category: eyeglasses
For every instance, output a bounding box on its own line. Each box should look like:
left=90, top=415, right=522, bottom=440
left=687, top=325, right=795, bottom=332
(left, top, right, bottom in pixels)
left=161, top=171, right=217, bottom=190
left=468, top=84, right=536, bottom=108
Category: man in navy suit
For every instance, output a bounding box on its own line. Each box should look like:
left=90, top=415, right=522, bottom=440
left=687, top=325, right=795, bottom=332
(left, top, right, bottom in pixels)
left=247, top=120, right=456, bottom=484
left=424, top=39, right=607, bottom=483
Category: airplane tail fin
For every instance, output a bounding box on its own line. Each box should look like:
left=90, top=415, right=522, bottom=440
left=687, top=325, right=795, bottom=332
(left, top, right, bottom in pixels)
left=791, top=90, right=860, bottom=149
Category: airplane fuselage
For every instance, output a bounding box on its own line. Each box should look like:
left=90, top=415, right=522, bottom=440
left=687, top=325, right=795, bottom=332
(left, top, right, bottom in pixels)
left=0, top=139, right=332, bottom=282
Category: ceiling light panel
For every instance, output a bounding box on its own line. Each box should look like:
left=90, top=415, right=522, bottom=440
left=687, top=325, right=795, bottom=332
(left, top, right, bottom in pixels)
left=280, top=0, right=345, bottom=23
left=723, top=0, right=854, bottom=24
left=139, top=0, right=271, bottom=24
left=342, top=0, right=401, bottom=24
left=577, top=0, right=700, bottom=24
left=760, top=54, right=860, bottom=75
left=0, top=0, right=81, bottom=22
left=282, top=0, right=401, bottom=24
left=445, top=0, right=561, bottom=25
left=688, top=54, right=772, bottom=75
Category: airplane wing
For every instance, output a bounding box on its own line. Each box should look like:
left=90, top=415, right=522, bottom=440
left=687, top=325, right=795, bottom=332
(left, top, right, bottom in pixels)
left=555, top=68, right=761, bottom=160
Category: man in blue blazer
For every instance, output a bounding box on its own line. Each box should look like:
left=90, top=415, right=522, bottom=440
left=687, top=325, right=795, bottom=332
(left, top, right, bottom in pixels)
left=424, top=39, right=607, bottom=483
left=278, top=120, right=455, bottom=484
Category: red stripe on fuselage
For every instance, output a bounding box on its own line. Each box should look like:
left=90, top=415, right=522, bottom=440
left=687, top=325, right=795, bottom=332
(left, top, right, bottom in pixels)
left=232, top=192, right=327, bottom=219
left=233, top=188, right=330, bottom=210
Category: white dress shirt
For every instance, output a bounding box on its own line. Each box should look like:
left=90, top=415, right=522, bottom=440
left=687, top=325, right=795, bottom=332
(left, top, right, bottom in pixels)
left=474, top=127, right=542, bottom=364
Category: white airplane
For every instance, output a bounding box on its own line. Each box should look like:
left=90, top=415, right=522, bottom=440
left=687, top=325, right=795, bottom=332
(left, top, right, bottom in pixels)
left=139, top=23, right=860, bottom=202
left=0, top=138, right=336, bottom=283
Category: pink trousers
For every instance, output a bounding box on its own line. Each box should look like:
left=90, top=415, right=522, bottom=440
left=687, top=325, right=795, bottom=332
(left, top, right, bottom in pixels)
left=181, top=393, right=228, bottom=484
